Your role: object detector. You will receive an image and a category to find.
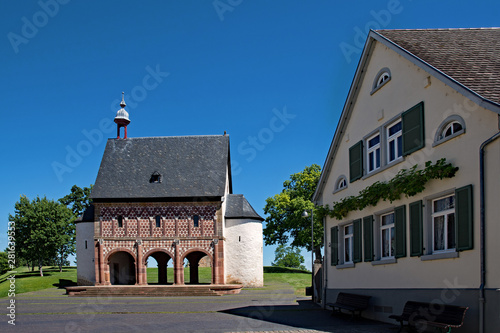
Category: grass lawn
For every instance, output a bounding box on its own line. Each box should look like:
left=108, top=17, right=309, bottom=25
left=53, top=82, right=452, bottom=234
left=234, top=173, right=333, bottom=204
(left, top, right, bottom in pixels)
left=0, top=265, right=311, bottom=297
left=0, top=266, right=77, bottom=298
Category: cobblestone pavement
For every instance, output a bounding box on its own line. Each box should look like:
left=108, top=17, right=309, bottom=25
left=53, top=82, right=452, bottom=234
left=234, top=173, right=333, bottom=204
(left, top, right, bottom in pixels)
left=1, top=282, right=398, bottom=333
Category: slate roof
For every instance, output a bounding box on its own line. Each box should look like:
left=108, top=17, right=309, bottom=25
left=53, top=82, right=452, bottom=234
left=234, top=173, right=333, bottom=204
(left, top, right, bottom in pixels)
left=376, top=28, right=500, bottom=105
left=91, top=135, right=231, bottom=200
left=75, top=204, right=94, bottom=223
left=225, top=194, right=264, bottom=221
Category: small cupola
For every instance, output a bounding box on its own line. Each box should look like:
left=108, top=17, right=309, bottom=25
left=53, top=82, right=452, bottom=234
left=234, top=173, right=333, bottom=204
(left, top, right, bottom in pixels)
left=114, top=92, right=131, bottom=139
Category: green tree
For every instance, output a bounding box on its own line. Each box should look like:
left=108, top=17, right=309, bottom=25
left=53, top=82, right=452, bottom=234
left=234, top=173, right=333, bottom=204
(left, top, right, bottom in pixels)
left=271, top=244, right=306, bottom=270
left=263, top=164, right=323, bottom=261
left=8, top=195, right=75, bottom=276
left=0, top=251, right=8, bottom=275
left=59, top=184, right=93, bottom=216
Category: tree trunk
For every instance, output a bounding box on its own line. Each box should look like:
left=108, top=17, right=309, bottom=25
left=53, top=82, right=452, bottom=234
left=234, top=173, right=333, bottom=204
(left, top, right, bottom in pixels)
left=314, top=246, right=322, bottom=263
left=38, top=258, right=43, bottom=277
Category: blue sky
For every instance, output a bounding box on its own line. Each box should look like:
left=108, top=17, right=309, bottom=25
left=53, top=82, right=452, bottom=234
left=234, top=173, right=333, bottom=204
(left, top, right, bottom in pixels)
left=1, top=0, right=499, bottom=270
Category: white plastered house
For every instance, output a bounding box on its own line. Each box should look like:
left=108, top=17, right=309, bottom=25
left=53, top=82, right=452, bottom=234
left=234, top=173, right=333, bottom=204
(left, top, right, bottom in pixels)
left=313, top=28, right=500, bottom=332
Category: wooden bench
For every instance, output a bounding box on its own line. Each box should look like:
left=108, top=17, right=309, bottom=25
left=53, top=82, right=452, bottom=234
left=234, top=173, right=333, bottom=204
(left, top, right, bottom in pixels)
left=326, top=292, right=371, bottom=319
left=389, top=301, right=468, bottom=333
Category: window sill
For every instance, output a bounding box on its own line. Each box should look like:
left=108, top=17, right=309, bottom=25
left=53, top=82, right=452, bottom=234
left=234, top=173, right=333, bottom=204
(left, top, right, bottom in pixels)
left=362, top=157, right=405, bottom=180
left=432, top=130, right=465, bottom=148
left=333, top=186, right=348, bottom=195
left=421, top=251, right=459, bottom=261
left=371, top=258, right=397, bottom=266
left=336, top=263, right=355, bottom=269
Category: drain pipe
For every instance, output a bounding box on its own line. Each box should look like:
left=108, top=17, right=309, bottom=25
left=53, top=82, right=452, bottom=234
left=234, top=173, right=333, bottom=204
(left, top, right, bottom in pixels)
left=479, top=130, right=500, bottom=333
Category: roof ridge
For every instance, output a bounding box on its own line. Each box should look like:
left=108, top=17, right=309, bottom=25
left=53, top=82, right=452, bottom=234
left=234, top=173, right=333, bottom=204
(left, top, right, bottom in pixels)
left=376, top=27, right=500, bottom=32
left=107, top=134, right=228, bottom=140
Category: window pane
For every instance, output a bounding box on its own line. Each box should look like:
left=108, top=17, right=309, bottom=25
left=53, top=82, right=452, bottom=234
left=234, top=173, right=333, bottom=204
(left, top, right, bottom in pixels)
left=345, top=239, right=351, bottom=262
left=368, top=135, right=380, bottom=148
left=447, top=213, right=456, bottom=249
left=369, top=152, right=374, bottom=171
left=397, top=136, right=402, bottom=158
left=376, top=149, right=381, bottom=168
left=382, top=213, right=394, bottom=225
left=433, top=196, right=455, bottom=212
left=389, top=140, right=395, bottom=162
left=345, top=225, right=353, bottom=235
left=389, top=122, right=402, bottom=136
left=434, top=216, right=445, bottom=251
left=391, top=227, right=395, bottom=257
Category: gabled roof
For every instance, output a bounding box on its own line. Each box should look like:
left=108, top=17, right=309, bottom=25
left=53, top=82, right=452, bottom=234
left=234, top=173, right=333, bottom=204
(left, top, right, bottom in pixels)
left=376, top=28, right=500, bottom=106
left=225, top=194, right=264, bottom=221
left=91, top=135, right=232, bottom=200
left=313, top=28, right=500, bottom=202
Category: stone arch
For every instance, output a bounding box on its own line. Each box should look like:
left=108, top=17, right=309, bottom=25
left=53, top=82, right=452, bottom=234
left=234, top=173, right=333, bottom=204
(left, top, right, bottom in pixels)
left=182, top=248, right=213, bottom=285
left=143, top=248, right=174, bottom=285
left=107, top=250, right=136, bottom=285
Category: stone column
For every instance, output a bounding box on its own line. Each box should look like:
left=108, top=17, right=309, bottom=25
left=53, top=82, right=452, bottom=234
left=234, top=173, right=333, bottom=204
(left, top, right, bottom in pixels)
left=212, top=239, right=224, bottom=285
left=136, top=240, right=146, bottom=285
left=174, top=240, right=183, bottom=285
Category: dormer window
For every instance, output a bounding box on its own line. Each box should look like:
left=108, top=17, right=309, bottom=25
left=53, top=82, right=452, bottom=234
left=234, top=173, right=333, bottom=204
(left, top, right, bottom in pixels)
left=150, top=171, right=161, bottom=183
left=371, top=68, right=391, bottom=94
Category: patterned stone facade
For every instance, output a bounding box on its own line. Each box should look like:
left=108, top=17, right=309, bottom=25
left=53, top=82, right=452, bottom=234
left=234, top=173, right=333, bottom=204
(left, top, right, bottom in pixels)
left=93, top=201, right=224, bottom=286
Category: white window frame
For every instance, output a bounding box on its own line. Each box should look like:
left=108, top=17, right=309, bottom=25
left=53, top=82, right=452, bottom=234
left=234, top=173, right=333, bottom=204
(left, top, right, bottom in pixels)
left=380, top=212, right=395, bottom=259
left=431, top=194, right=456, bottom=253
left=433, top=115, right=466, bottom=147
left=366, top=133, right=381, bottom=173
left=343, top=224, right=354, bottom=264
left=386, top=120, right=402, bottom=163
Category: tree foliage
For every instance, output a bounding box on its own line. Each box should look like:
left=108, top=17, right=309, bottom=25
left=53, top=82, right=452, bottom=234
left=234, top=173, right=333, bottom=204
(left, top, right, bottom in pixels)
left=0, top=251, right=8, bottom=275
left=59, top=184, right=93, bottom=216
left=263, top=164, right=323, bottom=260
left=8, top=195, right=75, bottom=276
left=271, top=244, right=306, bottom=270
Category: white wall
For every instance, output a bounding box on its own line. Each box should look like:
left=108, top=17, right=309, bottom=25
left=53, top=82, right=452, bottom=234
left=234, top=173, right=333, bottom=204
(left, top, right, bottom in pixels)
left=76, top=222, right=95, bottom=285
left=224, top=218, right=264, bottom=287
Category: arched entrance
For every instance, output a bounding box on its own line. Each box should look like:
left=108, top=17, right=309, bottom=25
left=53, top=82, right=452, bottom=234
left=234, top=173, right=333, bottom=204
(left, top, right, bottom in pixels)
left=183, top=250, right=212, bottom=285
left=108, top=251, right=136, bottom=285
left=144, top=250, right=173, bottom=285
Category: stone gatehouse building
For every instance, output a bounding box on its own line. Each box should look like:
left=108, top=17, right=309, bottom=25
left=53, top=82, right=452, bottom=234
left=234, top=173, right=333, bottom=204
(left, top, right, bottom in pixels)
left=76, top=98, right=264, bottom=287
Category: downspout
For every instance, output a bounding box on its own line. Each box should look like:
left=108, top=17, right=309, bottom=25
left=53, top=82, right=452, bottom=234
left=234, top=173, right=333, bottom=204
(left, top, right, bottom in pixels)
left=479, top=130, right=500, bottom=333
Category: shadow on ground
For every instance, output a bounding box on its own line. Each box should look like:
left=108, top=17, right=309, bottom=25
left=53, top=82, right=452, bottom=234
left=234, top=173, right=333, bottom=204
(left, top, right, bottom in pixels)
left=220, top=300, right=397, bottom=332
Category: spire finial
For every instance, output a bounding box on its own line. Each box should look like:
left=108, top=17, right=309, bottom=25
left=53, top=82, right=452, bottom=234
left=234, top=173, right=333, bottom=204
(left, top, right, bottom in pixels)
left=120, top=92, right=126, bottom=108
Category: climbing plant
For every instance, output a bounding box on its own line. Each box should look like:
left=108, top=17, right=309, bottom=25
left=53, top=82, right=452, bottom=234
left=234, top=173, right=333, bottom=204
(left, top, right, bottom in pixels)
left=319, top=158, right=458, bottom=220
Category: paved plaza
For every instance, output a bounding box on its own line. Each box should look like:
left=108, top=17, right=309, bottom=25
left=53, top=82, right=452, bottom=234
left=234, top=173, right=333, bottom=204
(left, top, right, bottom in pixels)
left=2, top=281, right=398, bottom=333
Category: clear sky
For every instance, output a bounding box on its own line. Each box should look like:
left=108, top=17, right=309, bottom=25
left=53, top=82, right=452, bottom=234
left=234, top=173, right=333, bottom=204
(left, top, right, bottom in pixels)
left=1, top=0, right=499, bottom=270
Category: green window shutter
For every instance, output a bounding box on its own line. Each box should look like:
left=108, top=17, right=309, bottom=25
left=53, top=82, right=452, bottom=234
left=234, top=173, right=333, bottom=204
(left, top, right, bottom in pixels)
left=402, top=102, right=425, bottom=156
left=353, top=219, right=362, bottom=263
left=349, top=141, right=363, bottom=182
left=409, top=200, right=423, bottom=256
left=331, top=226, right=339, bottom=266
left=394, top=205, right=407, bottom=258
left=363, top=215, right=374, bottom=262
left=456, top=185, right=473, bottom=251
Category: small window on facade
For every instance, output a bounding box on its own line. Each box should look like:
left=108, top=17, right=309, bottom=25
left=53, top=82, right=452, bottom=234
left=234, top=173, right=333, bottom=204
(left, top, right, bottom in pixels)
left=117, top=216, right=123, bottom=228
left=387, top=120, right=402, bottom=163
left=380, top=212, right=395, bottom=259
left=337, top=178, right=347, bottom=190
left=432, top=195, right=455, bottom=253
left=155, top=215, right=161, bottom=228
left=371, top=68, right=391, bottom=94
left=441, top=121, right=463, bottom=140
left=85, top=240, right=88, bottom=249
left=150, top=172, right=161, bottom=183
left=433, top=116, right=465, bottom=146
left=367, top=133, right=381, bottom=173
left=344, top=224, right=354, bottom=263
left=377, top=72, right=390, bottom=87
left=193, top=215, right=199, bottom=228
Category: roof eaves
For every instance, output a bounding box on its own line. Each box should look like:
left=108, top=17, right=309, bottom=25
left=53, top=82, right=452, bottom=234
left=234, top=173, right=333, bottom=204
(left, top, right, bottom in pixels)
left=371, top=30, right=500, bottom=114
